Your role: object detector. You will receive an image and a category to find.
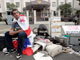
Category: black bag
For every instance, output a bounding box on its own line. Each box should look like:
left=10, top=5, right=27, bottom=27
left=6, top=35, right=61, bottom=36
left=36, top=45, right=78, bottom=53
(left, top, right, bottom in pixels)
left=49, top=37, right=59, bottom=44
left=37, top=24, right=49, bottom=37
left=0, top=36, right=6, bottom=51
left=38, top=24, right=48, bottom=31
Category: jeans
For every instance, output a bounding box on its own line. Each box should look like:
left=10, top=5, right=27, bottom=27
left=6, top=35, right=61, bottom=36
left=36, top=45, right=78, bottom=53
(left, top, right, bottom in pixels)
left=5, top=31, right=27, bottom=54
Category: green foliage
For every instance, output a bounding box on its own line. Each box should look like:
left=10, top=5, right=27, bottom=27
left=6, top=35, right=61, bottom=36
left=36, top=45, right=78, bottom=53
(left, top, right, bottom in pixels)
left=76, top=10, right=80, bottom=14
left=76, top=10, right=80, bottom=16
left=7, top=3, right=17, bottom=10
left=0, top=16, right=2, bottom=21
left=57, top=3, right=72, bottom=17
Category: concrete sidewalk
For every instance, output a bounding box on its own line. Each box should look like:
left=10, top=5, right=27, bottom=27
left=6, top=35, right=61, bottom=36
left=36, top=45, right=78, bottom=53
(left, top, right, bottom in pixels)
left=0, top=51, right=80, bottom=60
left=0, top=22, right=10, bottom=34
left=0, top=51, right=35, bottom=60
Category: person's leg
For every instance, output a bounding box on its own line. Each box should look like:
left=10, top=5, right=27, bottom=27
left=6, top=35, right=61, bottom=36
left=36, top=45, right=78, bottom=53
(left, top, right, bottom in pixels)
left=5, top=31, right=14, bottom=52
left=17, top=32, right=27, bottom=54
left=5, top=31, right=18, bottom=52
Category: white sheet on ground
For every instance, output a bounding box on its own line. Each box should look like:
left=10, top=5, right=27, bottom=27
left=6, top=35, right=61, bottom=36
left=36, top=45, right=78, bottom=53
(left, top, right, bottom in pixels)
left=33, top=52, right=53, bottom=60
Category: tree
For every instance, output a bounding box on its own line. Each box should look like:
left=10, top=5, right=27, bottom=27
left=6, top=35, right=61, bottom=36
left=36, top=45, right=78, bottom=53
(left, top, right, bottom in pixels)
left=7, top=3, right=17, bottom=11
left=57, top=3, right=72, bottom=17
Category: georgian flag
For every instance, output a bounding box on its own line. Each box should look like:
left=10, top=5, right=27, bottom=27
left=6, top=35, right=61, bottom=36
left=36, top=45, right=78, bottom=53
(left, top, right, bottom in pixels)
left=13, top=15, right=34, bottom=56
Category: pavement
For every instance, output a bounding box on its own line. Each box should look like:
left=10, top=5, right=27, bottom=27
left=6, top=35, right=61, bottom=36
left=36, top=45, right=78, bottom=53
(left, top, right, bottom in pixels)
left=0, top=51, right=80, bottom=60
left=0, top=22, right=10, bottom=34
left=0, top=51, right=35, bottom=60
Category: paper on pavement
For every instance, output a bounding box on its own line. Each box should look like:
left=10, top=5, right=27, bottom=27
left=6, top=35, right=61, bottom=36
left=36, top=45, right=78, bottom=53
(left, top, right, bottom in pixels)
left=33, top=52, right=53, bottom=60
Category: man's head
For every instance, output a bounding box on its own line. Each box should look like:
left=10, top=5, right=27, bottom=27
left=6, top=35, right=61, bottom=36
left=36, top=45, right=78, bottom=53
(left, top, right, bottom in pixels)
left=11, top=9, right=20, bottom=19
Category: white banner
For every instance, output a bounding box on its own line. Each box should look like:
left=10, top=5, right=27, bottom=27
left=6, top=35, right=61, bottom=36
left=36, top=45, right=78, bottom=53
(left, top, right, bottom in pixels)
left=62, top=26, right=80, bottom=34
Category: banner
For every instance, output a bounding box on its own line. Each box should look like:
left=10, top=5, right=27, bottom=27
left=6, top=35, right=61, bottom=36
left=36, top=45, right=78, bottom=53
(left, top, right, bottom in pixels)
left=62, top=26, right=80, bottom=34
left=50, top=17, right=61, bottom=37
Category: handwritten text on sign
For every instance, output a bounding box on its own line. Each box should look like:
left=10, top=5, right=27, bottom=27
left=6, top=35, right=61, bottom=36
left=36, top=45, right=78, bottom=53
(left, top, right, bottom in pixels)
left=62, top=26, right=80, bottom=34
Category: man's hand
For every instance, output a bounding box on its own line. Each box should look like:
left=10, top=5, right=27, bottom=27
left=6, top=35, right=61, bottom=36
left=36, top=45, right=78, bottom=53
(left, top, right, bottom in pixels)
left=9, top=29, right=24, bottom=36
left=9, top=30, right=16, bottom=36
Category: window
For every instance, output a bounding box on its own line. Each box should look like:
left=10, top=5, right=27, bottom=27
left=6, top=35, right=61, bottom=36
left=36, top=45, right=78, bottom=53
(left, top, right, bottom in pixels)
left=16, top=2, right=20, bottom=7
left=7, top=11, right=11, bottom=15
left=61, top=2, right=64, bottom=5
left=0, top=4, right=1, bottom=8
left=60, top=11, right=63, bottom=16
left=25, top=2, right=29, bottom=6
left=52, top=2, right=56, bottom=7
left=68, top=2, right=71, bottom=6
left=6, top=2, right=10, bottom=8
left=53, top=11, right=56, bottom=16
left=25, top=2, right=27, bottom=6
left=6, top=2, right=10, bottom=10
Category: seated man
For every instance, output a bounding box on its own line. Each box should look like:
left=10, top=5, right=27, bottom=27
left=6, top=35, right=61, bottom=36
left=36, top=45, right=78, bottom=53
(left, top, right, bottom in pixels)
left=4, top=9, right=34, bottom=59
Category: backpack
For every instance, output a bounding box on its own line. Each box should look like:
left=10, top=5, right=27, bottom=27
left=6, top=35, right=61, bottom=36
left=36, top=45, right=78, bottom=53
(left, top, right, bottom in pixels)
left=37, top=24, right=49, bottom=38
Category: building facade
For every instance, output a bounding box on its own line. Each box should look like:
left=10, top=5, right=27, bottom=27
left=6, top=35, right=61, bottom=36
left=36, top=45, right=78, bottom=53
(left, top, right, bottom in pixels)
left=0, top=0, right=80, bottom=24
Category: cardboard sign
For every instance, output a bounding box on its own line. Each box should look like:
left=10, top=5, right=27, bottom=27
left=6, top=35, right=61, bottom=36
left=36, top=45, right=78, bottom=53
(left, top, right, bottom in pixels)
left=50, top=17, right=61, bottom=37
left=62, top=26, right=80, bottom=34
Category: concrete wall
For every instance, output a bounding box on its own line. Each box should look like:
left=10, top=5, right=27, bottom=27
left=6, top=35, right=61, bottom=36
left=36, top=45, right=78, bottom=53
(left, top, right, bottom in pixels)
left=74, top=0, right=80, bottom=10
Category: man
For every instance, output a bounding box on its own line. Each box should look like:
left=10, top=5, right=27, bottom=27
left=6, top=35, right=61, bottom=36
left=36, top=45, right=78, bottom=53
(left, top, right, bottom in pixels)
left=74, top=16, right=78, bottom=25
left=4, top=9, right=34, bottom=59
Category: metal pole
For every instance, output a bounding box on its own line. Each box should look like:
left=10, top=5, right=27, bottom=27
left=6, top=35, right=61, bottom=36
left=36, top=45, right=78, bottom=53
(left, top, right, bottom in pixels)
left=77, top=0, right=80, bottom=24
left=73, top=0, right=74, bottom=8
left=56, top=0, right=59, bottom=16
left=65, top=0, right=66, bottom=4
left=72, top=0, right=74, bottom=16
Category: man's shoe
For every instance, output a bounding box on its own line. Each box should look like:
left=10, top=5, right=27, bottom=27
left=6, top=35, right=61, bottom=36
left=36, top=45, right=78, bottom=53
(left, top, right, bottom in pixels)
left=3, top=48, right=10, bottom=55
left=16, top=53, right=21, bottom=59
left=10, top=49, right=16, bottom=53
left=3, top=48, right=16, bottom=55
left=4, top=51, right=10, bottom=55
